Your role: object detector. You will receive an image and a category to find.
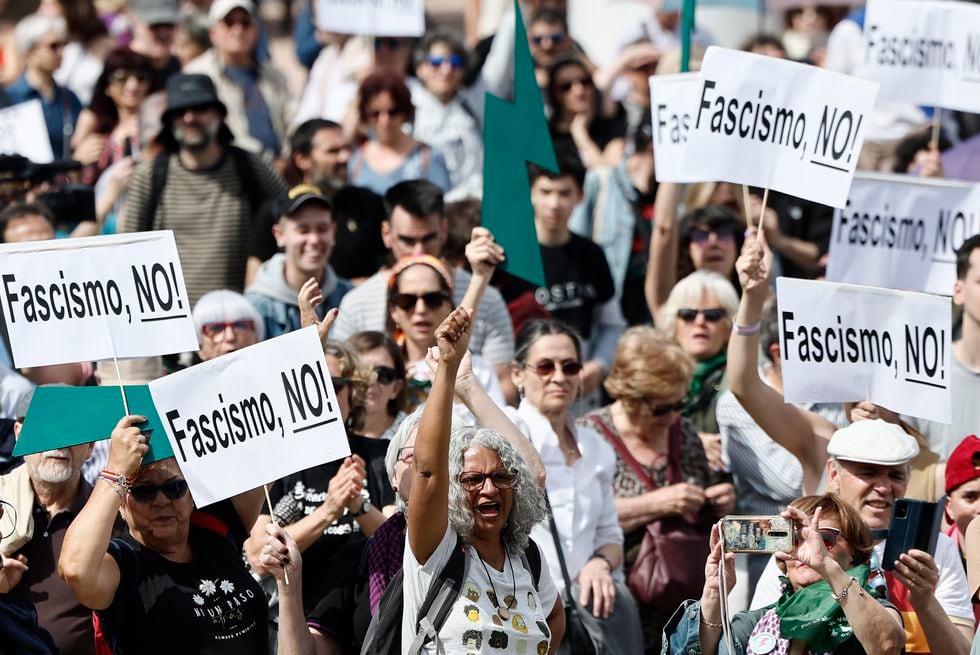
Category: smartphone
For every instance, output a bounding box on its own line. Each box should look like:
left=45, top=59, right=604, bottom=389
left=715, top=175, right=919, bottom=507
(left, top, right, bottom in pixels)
left=881, top=498, right=943, bottom=570
left=720, top=516, right=795, bottom=554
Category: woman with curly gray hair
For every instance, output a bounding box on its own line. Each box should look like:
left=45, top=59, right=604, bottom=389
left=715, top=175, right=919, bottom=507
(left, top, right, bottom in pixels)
left=404, top=307, right=564, bottom=653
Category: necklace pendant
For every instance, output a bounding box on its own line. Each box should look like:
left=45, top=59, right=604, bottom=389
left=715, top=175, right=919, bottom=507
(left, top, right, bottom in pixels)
left=497, top=606, right=510, bottom=620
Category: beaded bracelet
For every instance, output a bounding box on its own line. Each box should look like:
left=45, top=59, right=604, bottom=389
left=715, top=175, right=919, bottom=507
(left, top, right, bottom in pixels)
left=98, top=475, right=128, bottom=501
left=733, top=321, right=762, bottom=336
left=832, top=577, right=857, bottom=603
left=99, top=470, right=133, bottom=494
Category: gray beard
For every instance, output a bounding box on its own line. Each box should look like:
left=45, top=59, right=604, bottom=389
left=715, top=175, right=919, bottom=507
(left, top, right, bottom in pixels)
left=174, top=121, right=220, bottom=152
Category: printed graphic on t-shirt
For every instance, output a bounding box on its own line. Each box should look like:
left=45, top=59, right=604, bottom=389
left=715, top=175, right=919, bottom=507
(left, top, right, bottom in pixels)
left=189, top=577, right=259, bottom=639
left=276, top=479, right=370, bottom=537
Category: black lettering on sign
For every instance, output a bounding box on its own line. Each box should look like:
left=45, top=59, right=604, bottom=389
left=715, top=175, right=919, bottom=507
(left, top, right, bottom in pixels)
left=281, top=359, right=337, bottom=434
left=904, top=325, right=947, bottom=388
left=132, top=262, right=186, bottom=323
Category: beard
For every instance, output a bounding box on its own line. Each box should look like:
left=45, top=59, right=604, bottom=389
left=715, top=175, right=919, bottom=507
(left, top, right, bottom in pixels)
left=29, top=449, right=76, bottom=484
left=173, top=120, right=221, bottom=151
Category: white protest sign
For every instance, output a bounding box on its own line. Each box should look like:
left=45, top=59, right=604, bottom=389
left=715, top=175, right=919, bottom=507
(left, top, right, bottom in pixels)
left=649, top=73, right=708, bottom=183
left=149, top=327, right=351, bottom=506
left=863, top=0, right=980, bottom=113
left=314, top=0, right=424, bottom=36
left=0, top=100, right=54, bottom=163
left=682, top=46, right=879, bottom=208
left=777, top=277, right=951, bottom=423
left=0, top=231, right=198, bottom=368
left=827, top=173, right=980, bottom=295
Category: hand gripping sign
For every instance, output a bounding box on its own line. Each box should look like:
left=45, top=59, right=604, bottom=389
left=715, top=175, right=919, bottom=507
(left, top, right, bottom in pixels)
left=777, top=277, right=952, bottom=424
left=148, top=327, right=352, bottom=507
left=682, top=47, right=879, bottom=208
left=0, top=231, right=198, bottom=368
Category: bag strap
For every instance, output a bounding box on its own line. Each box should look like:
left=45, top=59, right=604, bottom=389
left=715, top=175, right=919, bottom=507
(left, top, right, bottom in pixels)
left=666, top=420, right=683, bottom=485
left=521, top=539, right=542, bottom=591
left=591, top=415, right=659, bottom=491
left=148, top=153, right=171, bottom=231
left=408, top=535, right=468, bottom=654
left=543, top=494, right=577, bottom=605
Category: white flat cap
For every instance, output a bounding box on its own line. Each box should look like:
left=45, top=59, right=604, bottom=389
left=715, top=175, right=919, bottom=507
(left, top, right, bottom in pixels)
left=827, top=419, right=919, bottom=466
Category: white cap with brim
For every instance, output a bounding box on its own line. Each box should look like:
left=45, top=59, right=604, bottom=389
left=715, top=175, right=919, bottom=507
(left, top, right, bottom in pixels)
left=209, top=0, right=256, bottom=26
left=827, top=419, right=920, bottom=466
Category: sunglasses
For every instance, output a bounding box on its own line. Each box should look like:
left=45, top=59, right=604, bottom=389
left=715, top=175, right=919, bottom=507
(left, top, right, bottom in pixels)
left=397, top=446, right=415, bottom=464
left=525, top=359, right=583, bottom=377
left=646, top=399, right=686, bottom=417
left=222, top=16, right=253, bottom=29
left=817, top=527, right=842, bottom=549
left=374, top=365, right=399, bottom=386
left=458, top=469, right=519, bottom=492
left=129, top=479, right=189, bottom=503
left=375, top=37, right=405, bottom=51
left=110, top=70, right=150, bottom=85
left=392, top=290, right=451, bottom=311
left=366, top=108, right=403, bottom=121
left=688, top=223, right=737, bottom=245
left=676, top=308, right=727, bottom=323
left=532, top=32, right=566, bottom=46
left=426, top=54, right=464, bottom=69
left=629, top=61, right=658, bottom=75
left=201, top=319, right=256, bottom=338
left=332, top=376, right=350, bottom=392
left=557, top=77, right=592, bottom=93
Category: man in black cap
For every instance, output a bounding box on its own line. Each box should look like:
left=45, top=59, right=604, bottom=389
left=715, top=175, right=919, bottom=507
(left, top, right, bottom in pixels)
left=120, top=73, right=286, bottom=305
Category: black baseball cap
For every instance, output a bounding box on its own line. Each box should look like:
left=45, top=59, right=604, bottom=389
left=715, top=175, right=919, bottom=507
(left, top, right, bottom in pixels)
left=274, top=184, right=333, bottom=219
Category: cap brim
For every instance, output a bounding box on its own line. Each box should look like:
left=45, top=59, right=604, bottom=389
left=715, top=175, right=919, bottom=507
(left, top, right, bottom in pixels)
left=833, top=455, right=916, bottom=467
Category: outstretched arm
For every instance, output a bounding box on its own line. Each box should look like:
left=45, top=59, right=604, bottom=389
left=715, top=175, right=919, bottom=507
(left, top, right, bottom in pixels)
left=644, top=182, right=682, bottom=319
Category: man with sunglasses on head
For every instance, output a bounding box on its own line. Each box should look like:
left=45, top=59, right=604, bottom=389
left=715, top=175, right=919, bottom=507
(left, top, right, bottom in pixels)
left=0, top=389, right=123, bottom=655
left=246, top=185, right=351, bottom=338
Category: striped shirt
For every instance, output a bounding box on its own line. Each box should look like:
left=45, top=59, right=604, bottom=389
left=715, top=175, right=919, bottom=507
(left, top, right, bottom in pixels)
left=121, top=149, right=287, bottom=304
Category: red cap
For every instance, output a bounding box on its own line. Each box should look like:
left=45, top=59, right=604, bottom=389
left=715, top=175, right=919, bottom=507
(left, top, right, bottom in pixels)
left=945, top=435, right=980, bottom=494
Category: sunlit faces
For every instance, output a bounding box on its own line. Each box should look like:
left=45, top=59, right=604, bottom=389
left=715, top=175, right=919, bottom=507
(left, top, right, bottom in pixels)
left=382, top=207, right=447, bottom=259
left=642, top=390, right=688, bottom=430
left=389, top=266, right=453, bottom=348
left=122, top=459, right=193, bottom=552
left=512, top=334, right=581, bottom=416
left=417, top=42, right=464, bottom=101
left=552, top=63, right=594, bottom=116
left=530, top=175, right=582, bottom=233
left=106, top=68, right=151, bottom=112
left=359, top=346, right=403, bottom=418
left=827, top=460, right=910, bottom=531
left=528, top=20, right=570, bottom=67
left=673, top=290, right=730, bottom=361
left=461, top=445, right=514, bottom=538
left=947, top=478, right=980, bottom=539
left=274, top=203, right=335, bottom=277
left=29, top=30, right=65, bottom=74
left=211, top=8, right=256, bottom=61
left=304, top=127, right=350, bottom=187
left=784, top=516, right=854, bottom=589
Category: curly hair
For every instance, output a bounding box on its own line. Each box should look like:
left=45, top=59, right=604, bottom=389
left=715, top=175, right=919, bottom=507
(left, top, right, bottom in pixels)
left=324, top=340, right=371, bottom=432
left=447, top=427, right=547, bottom=554
left=604, top=326, right=694, bottom=414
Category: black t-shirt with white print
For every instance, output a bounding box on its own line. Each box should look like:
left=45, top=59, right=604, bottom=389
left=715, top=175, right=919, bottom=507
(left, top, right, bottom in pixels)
left=98, top=501, right=269, bottom=655
left=536, top=233, right=616, bottom=340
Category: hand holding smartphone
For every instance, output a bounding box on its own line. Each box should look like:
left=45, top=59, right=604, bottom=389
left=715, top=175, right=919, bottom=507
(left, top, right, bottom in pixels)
left=720, top=516, right=795, bottom=554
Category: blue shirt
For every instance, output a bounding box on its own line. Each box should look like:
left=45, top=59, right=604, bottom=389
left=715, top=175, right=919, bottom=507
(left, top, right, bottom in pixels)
left=224, top=65, right=279, bottom=155
left=6, top=75, right=81, bottom=160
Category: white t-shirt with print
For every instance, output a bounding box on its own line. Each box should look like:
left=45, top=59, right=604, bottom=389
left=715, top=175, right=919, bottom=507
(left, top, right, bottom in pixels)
left=402, top=525, right=559, bottom=655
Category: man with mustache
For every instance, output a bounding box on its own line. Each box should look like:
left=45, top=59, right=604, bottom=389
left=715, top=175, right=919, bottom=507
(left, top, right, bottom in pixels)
left=0, top=389, right=120, bottom=655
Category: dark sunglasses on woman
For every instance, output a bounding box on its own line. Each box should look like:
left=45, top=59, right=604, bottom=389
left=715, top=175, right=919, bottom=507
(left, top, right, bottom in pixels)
left=373, top=366, right=399, bottom=386
left=676, top=308, right=727, bottom=323
left=392, top=291, right=451, bottom=311
left=332, top=376, right=350, bottom=392
left=525, top=359, right=583, bottom=377
left=129, top=480, right=189, bottom=503
left=688, top=223, right=738, bottom=245
left=646, top=399, right=686, bottom=417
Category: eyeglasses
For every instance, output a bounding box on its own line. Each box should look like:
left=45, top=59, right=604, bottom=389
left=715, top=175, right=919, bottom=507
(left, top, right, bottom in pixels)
left=332, top=376, right=350, bottom=392
left=645, top=398, right=686, bottom=417
left=392, top=290, right=451, bottom=311
left=373, top=365, right=399, bottom=386
left=425, top=54, right=464, bottom=69
left=532, top=32, right=566, bottom=47
left=366, top=108, right=403, bottom=121
left=557, top=77, right=592, bottom=93
left=458, top=469, right=519, bottom=492
left=201, top=319, right=256, bottom=339
left=375, top=37, right=405, bottom=51
left=110, top=69, right=150, bottom=85
left=396, top=446, right=415, bottom=464
left=525, top=359, right=583, bottom=377
left=676, top=308, right=727, bottom=324
left=688, top=223, right=737, bottom=245
left=129, top=479, right=189, bottom=503
left=222, top=15, right=253, bottom=29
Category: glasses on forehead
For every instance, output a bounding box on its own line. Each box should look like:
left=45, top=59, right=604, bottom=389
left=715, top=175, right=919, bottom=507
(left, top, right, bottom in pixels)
left=458, top=469, right=518, bottom=492
left=525, top=359, right=582, bottom=377
left=129, top=479, right=189, bottom=503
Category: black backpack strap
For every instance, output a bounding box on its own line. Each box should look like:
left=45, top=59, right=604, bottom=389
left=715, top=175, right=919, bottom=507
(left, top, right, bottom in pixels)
left=522, top=539, right=543, bottom=591
left=360, top=566, right=404, bottom=655
left=409, top=535, right=468, bottom=653
left=229, top=146, right=264, bottom=215
left=148, top=153, right=171, bottom=231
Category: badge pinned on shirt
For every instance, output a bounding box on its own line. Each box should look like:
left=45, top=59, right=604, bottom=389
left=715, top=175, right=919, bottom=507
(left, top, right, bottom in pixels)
left=748, top=631, right=777, bottom=654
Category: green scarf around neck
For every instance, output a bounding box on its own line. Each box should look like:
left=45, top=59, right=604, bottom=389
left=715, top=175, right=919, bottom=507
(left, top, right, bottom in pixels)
left=774, top=564, right=872, bottom=652
left=687, top=351, right=727, bottom=401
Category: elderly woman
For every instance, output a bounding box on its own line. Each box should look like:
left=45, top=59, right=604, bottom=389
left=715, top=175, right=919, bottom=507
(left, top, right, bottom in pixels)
left=665, top=494, right=905, bottom=655
left=657, top=271, right=740, bottom=472
left=509, top=319, right=642, bottom=654
left=347, top=71, right=451, bottom=196
left=192, top=289, right=265, bottom=363
left=579, top=326, right=735, bottom=653
left=58, top=416, right=268, bottom=653
left=402, top=307, right=563, bottom=652
left=347, top=330, right=408, bottom=440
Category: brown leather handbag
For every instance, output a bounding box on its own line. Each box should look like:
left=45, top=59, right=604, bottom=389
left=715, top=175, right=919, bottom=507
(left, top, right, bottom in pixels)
left=593, top=417, right=710, bottom=612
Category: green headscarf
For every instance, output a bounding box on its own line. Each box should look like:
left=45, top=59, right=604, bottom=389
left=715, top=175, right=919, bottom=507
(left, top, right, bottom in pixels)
left=774, top=564, right=873, bottom=652
left=687, top=351, right=727, bottom=401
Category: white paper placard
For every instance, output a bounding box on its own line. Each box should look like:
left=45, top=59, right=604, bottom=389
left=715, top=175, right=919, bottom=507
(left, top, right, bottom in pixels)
left=826, top=172, right=980, bottom=295
left=314, top=0, right=424, bottom=36
left=149, top=327, right=352, bottom=506
left=0, top=231, right=199, bottom=368
left=649, top=73, right=708, bottom=183
left=863, top=0, right=980, bottom=113
left=777, top=277, right=951, bottom=423
left=0, top=100, right=54, bottom=163
left=682, top=46, right=879, bottom=208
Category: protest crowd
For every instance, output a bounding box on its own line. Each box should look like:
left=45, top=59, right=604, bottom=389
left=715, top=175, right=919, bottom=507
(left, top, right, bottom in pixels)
left=4, top=0, right=980, bottom=654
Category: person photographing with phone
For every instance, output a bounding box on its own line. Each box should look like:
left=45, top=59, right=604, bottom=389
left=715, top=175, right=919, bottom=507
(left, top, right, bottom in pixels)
left=665, top=494, right=906, bottom=655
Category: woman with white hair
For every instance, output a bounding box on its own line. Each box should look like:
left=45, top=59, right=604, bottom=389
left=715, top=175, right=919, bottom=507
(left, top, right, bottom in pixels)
left=192, top=289, right=265, bottom=363
left=7, top=13, right=81, bottom=159
left=657, top=270, right=740, bottom=470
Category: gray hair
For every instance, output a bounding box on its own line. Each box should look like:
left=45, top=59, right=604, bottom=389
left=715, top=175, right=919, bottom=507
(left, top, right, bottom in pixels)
left=192, top=289, right=265, bottom=342
left=15, top=14, right=67, bottom=54
left=385, top=403, right=464, bottom=512
left=657, top=270, right=739, bottom=339
left=448, top=426, right=547, bottom=554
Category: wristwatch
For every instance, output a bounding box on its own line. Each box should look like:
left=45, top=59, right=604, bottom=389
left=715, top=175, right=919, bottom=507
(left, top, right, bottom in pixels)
left=350, top=498, right=370, bottom=518
left=590, top=551, right=613, bottom=569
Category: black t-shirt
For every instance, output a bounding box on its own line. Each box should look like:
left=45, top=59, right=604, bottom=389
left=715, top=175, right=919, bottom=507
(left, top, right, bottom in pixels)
left=99, top=502, right=269, bottom=655
left=305, top=538, right=373, bottom=653
left=268, top=434, right=394, bottom=612
left=248, top=185, right=387, bottom=280
left=529, top=233, right=616, bottom=340
left=764, top=189, right=834, bottom=279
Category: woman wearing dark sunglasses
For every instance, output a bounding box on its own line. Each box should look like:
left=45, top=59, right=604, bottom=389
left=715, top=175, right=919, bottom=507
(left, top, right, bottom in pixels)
left=346, top=330, right=408, bottom=440
left=59, top=415, right=271, bottom=654
left=509, top=319, right=643, bottom=654
left=666, top=494, right=905, bottom=655
left=579, top=326, right=733, bottom=654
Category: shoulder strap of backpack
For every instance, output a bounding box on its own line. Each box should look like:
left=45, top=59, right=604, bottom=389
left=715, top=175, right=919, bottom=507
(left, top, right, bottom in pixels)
left=148, top=153, right=171, bottom=231
left=360, top=566, right=405, bottom=655
left=522, top=539, right=543, bottom=591
left=229, top=146, right=263, bottom=214
left=409, top=534, right=468, bottom=653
